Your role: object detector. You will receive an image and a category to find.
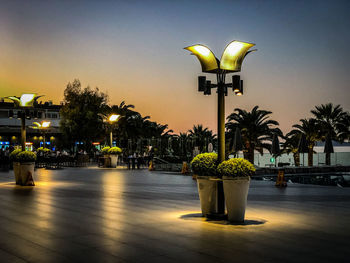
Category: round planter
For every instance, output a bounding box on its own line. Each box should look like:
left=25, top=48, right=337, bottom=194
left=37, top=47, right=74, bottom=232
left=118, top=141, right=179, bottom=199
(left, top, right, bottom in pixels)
left=110, top=155, right=118, bottom=168
left=13, top=162, right=21, bottom=185
left=197, top=176, right=217, bottom=216
left=19, top=162, right=35, bottom=186
left=223, top=176, right=250, bottom=222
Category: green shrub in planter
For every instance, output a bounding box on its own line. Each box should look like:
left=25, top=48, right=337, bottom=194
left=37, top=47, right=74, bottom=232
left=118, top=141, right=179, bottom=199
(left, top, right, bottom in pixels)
left=17, top=151, right=37, bottom=163
left=101, top=146, right=111, bottom=155
left=37, top=147, right=51, bottom=154
left=217, top=158, right=255, bottom=177
left=9, top=149, right=22, bottom=162
left=190, top=153, right=218, bottom=176
left=108, top=147, right=122, bottom=155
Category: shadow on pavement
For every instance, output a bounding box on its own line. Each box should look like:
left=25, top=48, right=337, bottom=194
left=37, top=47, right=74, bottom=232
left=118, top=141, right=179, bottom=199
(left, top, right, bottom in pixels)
left=180, top=213, right=267, bottom=226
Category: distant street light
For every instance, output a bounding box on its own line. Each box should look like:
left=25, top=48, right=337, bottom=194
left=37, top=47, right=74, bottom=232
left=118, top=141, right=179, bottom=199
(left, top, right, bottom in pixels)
left=41, top=121, right=51, bottom=128
left=184, top=40, right=256, bottom=214
left=108, top=114, right=120, bottom=147
left=5, top=94, right=42, bottom=150
left=108, top=114, right=119, bottom=122
left=33, top=121, right=51, bottom=147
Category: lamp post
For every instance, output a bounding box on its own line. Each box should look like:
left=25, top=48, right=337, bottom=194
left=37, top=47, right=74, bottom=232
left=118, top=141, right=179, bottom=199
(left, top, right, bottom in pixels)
left=108, top=114, right=120, bottom=147
left=6, top=94, right=42, bottom=151
left=184, top=40, right=256, bottom=214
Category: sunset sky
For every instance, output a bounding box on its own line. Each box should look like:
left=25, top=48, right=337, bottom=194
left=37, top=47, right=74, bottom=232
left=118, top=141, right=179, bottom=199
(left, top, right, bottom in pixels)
left=1, top=0, right=349, bottom=134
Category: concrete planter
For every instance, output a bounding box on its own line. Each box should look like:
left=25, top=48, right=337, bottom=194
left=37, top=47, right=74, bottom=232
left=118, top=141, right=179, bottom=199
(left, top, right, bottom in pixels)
left=13, top=162, right=21, bottom=185
left=197, top=176, right=217, bottom=216
left=223, top=176, right=250, bottom=222
left=110, top=155, right=118, bottom=168
left=19, top=162, right=35, bottom=186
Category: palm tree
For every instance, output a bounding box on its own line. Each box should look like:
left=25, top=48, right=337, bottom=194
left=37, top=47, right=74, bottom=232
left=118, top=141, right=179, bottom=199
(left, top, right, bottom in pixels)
left=226, top=106, right=282, bottom=164
left=288, top=118, right=320, bottom=166
left=188, top=125, right=216, bottom=153
left=282, top=132, right=300, bottom=166
left=177, top=132, right=189, bottom=158
left=111, top=101, right=135, bottom=115
left=337, top=112, right=350, bottom=142
left=311, top=103, right=347, bottom=165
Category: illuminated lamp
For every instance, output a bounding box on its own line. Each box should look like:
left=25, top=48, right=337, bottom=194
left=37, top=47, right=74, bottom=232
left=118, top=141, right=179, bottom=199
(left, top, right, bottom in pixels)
left=108, top=114, right=120, bottom=123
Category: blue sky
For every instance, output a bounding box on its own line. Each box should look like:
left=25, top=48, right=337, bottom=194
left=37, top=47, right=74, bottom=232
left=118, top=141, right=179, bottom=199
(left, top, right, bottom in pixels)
left=1, top=0, right=349, bottom=133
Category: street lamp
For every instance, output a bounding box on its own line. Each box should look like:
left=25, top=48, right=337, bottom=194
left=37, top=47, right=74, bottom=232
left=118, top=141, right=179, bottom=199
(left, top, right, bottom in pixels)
left=33, top=121, right=51, bottom=148
left=5, top=94, right=42, bottom=150
left=184, top=40, right=256, bottom=214
left=108, top=114, right=120, bottom=147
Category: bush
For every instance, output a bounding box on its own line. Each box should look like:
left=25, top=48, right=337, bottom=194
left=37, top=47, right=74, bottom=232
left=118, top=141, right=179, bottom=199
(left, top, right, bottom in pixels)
left=108, top=147, right=122, bottom=155
left=190, top=153, right=218, bottom=176
left=37, top=147, right=51, bottom=153
left=17, top=151, right=37, bottom=163
left=9, top=149, right=22, bottom=162
left=101, top=146, right=110, bottom=155
left=217, top=158, right=255, bottom=177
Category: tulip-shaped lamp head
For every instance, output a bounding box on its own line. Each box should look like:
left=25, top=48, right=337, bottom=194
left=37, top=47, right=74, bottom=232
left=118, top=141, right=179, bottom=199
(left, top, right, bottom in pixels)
left=184, top=40, right=256, bottom=73
left=41, top=121, right=51, bottom=128
left=33, top=121, right=51, bottom=129
left=6, top=93, right=43, bottom=107
left=184, top=45, right=219, bottom=73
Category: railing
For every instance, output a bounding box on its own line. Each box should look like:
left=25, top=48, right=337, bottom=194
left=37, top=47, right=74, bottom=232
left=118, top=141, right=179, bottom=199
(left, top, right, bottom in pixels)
left=35, top=154, right=90, bottom=169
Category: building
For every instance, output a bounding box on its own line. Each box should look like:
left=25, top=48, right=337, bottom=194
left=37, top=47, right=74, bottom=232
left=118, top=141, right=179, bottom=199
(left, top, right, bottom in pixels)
left=0, top=100, right=62, bottom=150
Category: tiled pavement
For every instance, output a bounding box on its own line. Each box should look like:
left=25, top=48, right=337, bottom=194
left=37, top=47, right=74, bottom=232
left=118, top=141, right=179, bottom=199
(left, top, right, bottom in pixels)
left=0, top=167, right=349, bottom=263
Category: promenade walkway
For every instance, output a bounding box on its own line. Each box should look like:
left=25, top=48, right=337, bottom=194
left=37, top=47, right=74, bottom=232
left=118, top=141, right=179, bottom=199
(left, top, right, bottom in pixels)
left=0, top=167, right=349, bottom=262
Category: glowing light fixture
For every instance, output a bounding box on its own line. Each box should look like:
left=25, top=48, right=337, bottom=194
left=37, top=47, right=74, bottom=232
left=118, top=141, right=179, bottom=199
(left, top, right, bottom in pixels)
left=20, top=94, right=36, bottom=107
left=33, top=121, right=51, bottom=129
left=108, top=114, right=120, bottom=123
left=184, top=44, right=219, bottom=73
left=7, top=93, right=38, bottom=107
left=42, top=121, right=51, bottom=128
left=232, top=75, right=240, bottom=92
left=185, top=40, right=255, bottom=73
left=220, top=41, right=255, bottom=72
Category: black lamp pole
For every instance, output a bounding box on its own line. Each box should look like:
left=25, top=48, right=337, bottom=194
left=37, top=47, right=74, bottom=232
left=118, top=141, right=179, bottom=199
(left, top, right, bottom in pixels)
left=217, top=73, right=226, bottom=163
left=200, top=72, right=242, bottom=214
left=217, top=73, right=226, bottom=214
left=21, top=114, right=26, bottom=151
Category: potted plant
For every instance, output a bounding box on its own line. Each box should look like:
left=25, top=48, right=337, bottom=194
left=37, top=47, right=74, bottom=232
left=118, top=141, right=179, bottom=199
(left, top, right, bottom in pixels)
left=17, top=151, right=37, bottom=186
left=217, top=158, right=256, bottom=222
left=190, top=153, right=218, bottom=216
left=101, top=146, right=110, bottom=156
left=101, top=146, right=111, bottom=167
left=37, top=147, right=51, bottom=155
left=107, top=147, right=122, bottom=168
left=10, top=149, right=22, bottom=185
